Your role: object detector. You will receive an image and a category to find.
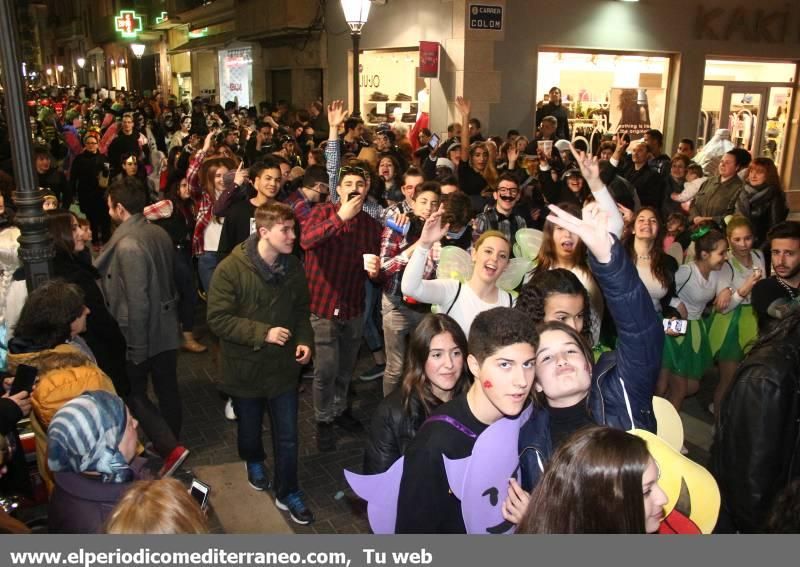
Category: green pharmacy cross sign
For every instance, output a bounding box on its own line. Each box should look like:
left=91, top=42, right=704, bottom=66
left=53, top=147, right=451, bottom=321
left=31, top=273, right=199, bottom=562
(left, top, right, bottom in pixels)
left=155, top=12, right=168, bottom=25
left=115, top=10, right=144, bottom=38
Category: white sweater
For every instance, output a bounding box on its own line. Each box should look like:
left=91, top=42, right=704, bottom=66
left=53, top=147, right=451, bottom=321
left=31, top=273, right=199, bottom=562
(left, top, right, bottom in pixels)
left=401, top=245, right=514, bottom=335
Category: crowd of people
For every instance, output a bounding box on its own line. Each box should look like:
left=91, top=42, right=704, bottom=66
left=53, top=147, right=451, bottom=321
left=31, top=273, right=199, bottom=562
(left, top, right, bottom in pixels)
left=0, top=81, right=797, bottom=534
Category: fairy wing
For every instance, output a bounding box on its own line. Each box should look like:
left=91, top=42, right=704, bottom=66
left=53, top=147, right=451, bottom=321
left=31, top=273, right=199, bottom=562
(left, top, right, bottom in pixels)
left=496, top=258, right=532, bottom=292
left=437, top=246, right=473, bottom=282
left=513, top=229, right=543, bottom=262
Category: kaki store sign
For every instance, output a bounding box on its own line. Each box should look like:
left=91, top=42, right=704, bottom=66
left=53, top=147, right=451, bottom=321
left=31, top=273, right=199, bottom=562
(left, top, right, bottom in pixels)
left=695, top=5, right=800, bottom=43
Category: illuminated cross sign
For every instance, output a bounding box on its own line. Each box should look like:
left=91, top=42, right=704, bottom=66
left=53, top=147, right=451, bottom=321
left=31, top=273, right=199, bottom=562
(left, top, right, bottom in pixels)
left=188, top=27, right=208, bottom=38
left=115, top=10, right=143, bottom=38
left=155, top=11, right=168, bottom=24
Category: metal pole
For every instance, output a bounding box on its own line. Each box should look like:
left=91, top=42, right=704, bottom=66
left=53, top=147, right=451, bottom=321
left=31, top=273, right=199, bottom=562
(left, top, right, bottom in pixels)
left=0, top=0, right=53, bottom=290
left=351, top=33, right=361, bottom=117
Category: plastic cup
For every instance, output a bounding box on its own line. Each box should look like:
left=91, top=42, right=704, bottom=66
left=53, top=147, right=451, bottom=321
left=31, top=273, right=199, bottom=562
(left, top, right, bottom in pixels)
left=538, top=140, right=553, bottom=155
left=363, top=253, right=378, bottom=272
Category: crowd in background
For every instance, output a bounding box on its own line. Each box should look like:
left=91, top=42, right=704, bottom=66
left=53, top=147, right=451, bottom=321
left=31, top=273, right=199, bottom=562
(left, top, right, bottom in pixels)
left=0, top=81, right=797, bottom=534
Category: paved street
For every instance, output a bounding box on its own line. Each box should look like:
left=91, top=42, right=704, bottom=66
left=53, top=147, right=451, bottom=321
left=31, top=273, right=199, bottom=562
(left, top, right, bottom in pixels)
left=177, top=306, right=382, bottom=534
left=176, top=305, right=714, bottom=534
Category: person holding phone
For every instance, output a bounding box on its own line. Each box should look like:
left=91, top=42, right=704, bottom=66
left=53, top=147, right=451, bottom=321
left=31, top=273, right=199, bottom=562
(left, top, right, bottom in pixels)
left=207, top=202, right=315, bottom=525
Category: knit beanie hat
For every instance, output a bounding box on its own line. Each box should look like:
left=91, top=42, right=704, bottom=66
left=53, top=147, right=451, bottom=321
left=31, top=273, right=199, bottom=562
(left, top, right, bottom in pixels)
left=47, top=391, right=133, bottom=484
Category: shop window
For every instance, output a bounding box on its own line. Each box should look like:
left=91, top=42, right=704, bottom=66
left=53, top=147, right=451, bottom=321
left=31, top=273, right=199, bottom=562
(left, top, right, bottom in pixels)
left=219, top=48, right=253, bottom=108
left=358, top=49, right=421, bottom=127
left=536, top=51, right=671, bottom=145
left=698, top=59, right=796, bottom=170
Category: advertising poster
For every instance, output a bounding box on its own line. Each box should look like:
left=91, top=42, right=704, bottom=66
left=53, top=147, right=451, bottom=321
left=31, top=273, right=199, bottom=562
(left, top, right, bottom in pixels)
left=218, top=48, right=253, bottom=108
left=609, top=87, right=665, bottom=135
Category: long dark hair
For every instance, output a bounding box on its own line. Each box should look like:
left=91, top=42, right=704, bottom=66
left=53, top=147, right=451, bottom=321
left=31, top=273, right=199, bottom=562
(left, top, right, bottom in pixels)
left=516, top=269, right=593, bottom=346
left=517, top=426, right=649, bottom=534
left=623, top=206, right=670, bottom=289
left=45, top=210, right=78, bottom=256
left=164, top=177, right=194, bottom=223
left=400, top=314, right=472, bottom=416
left=532, top=201, right=589, bottom=274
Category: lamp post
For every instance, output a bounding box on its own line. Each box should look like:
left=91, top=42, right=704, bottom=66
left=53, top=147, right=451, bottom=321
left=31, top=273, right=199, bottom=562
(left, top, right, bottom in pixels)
left=77, top=57, right=86, bottom=86
left=45, top=67, right=52, bottom=86
left=0, top=0, right=53, bottom=288
left=56, top=64, right=64, bottom=86
left=131, top=43, right=145, bottom=94
left=340, top=0, right=371, bottom=118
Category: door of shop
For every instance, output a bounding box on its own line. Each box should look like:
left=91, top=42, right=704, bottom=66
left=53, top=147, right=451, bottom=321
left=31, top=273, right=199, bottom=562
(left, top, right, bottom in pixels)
left=698, top=82, right=793, bottom=169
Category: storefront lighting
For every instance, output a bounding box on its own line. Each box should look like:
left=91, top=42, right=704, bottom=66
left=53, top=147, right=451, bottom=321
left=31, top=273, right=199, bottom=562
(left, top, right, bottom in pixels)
left=56, top=64, right=64, bottom=73
left=341, top=0, right=372, bottom=118
left=118, top=58, right=126, bottom=67
left=110, top=58, right=116, bottom=66
left=188, top=28, right=208, bottom=39
left=130, top=43, right=145, bottom=59
left=76, top=57, right=86, bottom=69
left=45, top=68, right=52, bottom=75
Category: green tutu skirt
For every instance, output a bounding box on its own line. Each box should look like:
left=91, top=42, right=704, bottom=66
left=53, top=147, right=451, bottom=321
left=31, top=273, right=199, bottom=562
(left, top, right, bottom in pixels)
left=708, top=304, right=757, bottom=362
left=662, top=318, right=713, bottom=380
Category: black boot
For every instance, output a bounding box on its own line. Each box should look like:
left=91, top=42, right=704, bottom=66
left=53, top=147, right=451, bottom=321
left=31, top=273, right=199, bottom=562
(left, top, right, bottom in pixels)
left=316, top=421, right=336, bottom=452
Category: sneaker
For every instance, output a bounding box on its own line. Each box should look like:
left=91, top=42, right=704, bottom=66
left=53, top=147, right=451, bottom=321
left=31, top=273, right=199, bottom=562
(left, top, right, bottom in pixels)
left=359, top=364, right=385, bottom=382
left=224, top=398, right=236, bottom=421
left=333, top=409, right=364, bottom=433
left=316, top=421, right=336, bottom=452
left=159, top=445, right=190, bottom=478
left=275, top=491, right=315, bottom=525
left=246, top=461, right=272, bottom=491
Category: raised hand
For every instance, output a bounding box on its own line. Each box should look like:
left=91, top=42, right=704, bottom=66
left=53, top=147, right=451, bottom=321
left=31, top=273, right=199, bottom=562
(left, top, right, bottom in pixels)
left=569, top=143, right=603, bottom=193
left=455, top=96, right=471, bottom=117
left=327, top=100, right=350, bottom=129
left=547, top=202, right=613, bottom=263
left=233, top=161, right=247, bottom=186
left=418, top=204, right=450, bottom=247
left=507, top=144, right=519, bottom=165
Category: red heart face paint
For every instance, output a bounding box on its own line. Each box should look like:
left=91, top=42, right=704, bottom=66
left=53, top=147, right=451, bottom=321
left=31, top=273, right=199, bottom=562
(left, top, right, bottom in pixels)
left=483, top=380, right=493, bottom=389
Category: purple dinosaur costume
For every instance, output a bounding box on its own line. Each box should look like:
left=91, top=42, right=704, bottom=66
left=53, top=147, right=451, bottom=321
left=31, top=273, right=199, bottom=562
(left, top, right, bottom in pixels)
left=345, top=405, right=533, bottom=534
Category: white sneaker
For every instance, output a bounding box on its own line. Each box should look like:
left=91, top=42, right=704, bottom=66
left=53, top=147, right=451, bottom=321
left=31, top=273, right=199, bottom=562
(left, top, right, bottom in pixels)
left=224, top=398, right=236, bottom=421
left=680, top=444, right=689, bottom=455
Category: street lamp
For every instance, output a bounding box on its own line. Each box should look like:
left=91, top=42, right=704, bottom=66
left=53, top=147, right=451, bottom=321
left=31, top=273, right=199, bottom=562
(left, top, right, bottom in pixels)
left=340, top=0, right=371, bottom=118
left=130, top=44, right=145, bottom=93
left=76, top=57, right=86, bottom=87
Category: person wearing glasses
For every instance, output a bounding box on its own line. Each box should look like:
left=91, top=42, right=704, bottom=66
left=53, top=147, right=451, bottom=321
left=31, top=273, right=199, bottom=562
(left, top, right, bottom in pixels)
left=70, top=132, right=111, bottom=245
left=471, top=173, right=527, bottom=250
left=300, top=163, right=382, bottom=452
left=284, top=164, right=330, bottom=260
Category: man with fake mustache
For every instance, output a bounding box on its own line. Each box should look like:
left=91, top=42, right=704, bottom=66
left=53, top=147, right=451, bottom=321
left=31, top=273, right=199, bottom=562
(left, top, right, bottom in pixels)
left=471, top=173, right=527, bottom=251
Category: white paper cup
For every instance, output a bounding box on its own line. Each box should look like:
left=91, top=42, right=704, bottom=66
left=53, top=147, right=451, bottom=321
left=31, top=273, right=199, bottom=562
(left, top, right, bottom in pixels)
left=363, top=253, right=378, bottom=271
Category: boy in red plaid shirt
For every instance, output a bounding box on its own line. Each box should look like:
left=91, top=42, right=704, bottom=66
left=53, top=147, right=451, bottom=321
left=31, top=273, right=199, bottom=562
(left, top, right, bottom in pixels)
left=300, top=165, right=381, bottom=451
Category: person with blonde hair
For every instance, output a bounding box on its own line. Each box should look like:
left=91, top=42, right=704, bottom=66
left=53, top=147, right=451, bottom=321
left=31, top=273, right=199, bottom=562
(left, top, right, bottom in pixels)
left=105, top=478, right=209, bottom=534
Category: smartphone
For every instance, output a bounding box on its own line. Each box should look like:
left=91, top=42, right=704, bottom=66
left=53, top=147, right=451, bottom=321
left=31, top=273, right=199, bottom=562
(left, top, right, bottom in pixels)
left=10, top=364, right=37, bottom=396
left=428, top=133, right=440, bottom=149
left=189, top=479, right=210, bottom=510
left=662, top=319, right=688, bottom=335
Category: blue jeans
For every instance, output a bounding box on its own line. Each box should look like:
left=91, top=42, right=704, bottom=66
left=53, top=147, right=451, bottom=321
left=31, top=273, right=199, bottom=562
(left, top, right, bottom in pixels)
left=197, top=251, right=219, bottom=293
left=232, top=389, right=299, bottom=500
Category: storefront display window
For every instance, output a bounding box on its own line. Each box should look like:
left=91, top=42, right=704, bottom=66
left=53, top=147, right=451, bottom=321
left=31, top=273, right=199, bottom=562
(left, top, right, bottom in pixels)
left=358, top=48, right=422, bottom=127
left=218, top=47, right=253, bottom=108
left=536, top=51, right=672, bottom=140
left=698, top=59, right=796, bottom=170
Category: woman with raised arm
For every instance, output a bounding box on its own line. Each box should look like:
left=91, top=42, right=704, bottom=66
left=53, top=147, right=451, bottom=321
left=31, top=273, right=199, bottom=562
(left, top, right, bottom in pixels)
left=506, top=200, right=663, bottom=523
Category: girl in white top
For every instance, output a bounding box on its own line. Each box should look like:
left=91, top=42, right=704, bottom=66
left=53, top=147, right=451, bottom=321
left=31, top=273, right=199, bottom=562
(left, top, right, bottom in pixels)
left=624, top=207, right=678, bottom=314
left=401, top=209, right=514, bottom=336
left=659, top=227, right=728, bottom=411
left=708, top=216, right=764, bottom=419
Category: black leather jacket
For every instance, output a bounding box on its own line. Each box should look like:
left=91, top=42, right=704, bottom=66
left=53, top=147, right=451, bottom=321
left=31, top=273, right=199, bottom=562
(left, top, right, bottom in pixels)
left=363, top=389, right=432, bottom=475
left=712, top=342, right=800, bottom=533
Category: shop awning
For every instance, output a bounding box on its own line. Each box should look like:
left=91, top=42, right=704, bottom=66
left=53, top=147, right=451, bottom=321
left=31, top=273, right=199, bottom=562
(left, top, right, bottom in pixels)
left=168, top=31, right=236, bottom=55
